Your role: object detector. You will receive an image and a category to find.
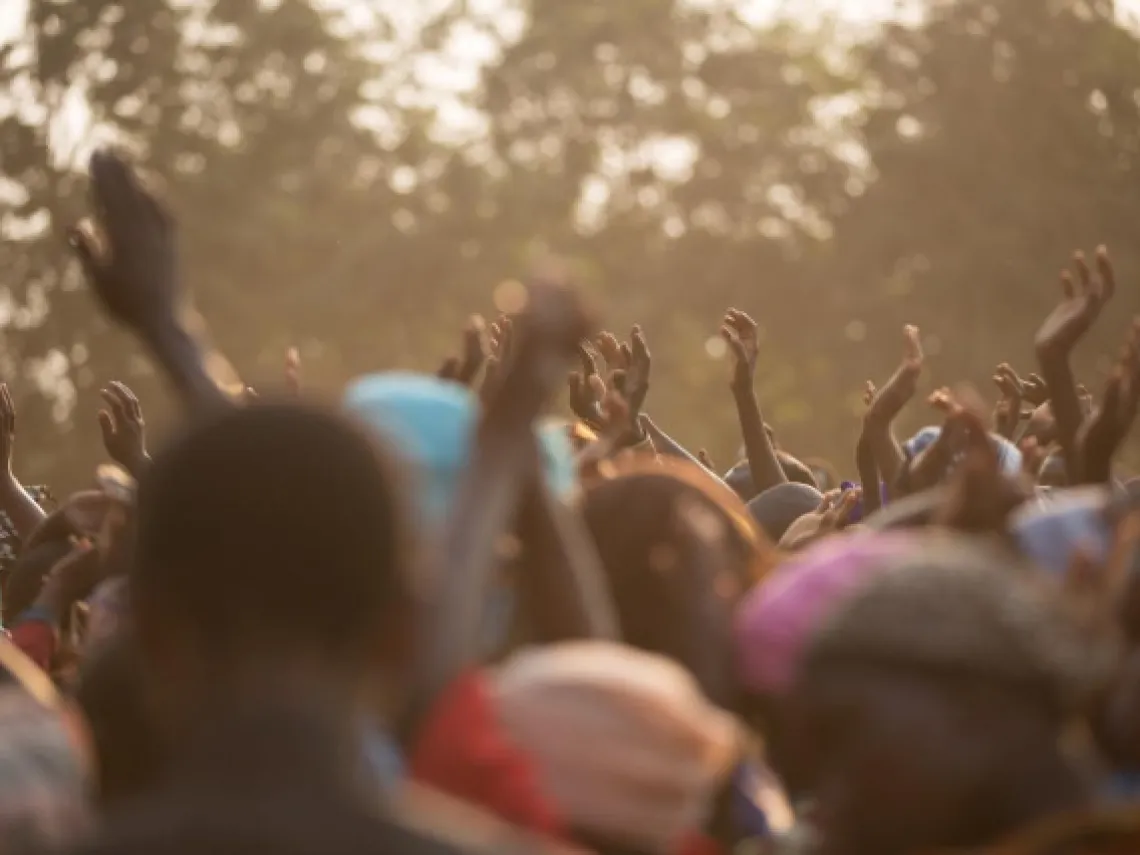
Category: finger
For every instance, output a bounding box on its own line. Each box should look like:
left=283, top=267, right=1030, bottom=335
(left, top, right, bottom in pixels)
left=66, top=223, right=101, bottom=279
left=110, top=381, right=141, bottom=420
left=568, top=371, right=583, bottom=403
left=610, top=369, right=627, bottom=396
left=618, top=342, right=632, bottom=369
left=1073, top=251, right=1092, bottom=295
left=836, top=489, right=861, bottom=527
left=436, top=357, right=460, bottom=381
left=902, top=324, right=923, bottom=363
left=577, top=342, right=598, bottom=377
left=721, top=325, right=746, bottom=361
left=697, top=449, right=715, bottom=470
left=631, top=325, right=650, bottom=364
left=587, top=373, right=606, bottom=400
left=1060, top=270, right=1075, bottom=301
left=100, top=387, right=130, bottom=426
left=1096, top=245, right=1116, bottom=302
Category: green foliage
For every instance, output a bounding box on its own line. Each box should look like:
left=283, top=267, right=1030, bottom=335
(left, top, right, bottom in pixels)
left=3, top=0, right=1140, bottom=489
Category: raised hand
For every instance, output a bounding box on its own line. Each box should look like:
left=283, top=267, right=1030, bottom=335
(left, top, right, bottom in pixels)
left=865, top=325, right=924, bottom=426
left=568, top=343, right=606, bottom=429
left=594, top=331, right=627, bottom=377
left=97, top=381, right=149, bottom=476
left=992, top=363, right=1023, bottom=439
left=480, top=315, right=515, bottom=405
left=935, top=408, right=1028, bottom=533
left=69, top=150, right=230, bottom=410
left=1035, top=247, right=1116, bottom=359
left=67, top=151, right=178, bottom=334
left=720, top=309, right=759, bottom=392
left=483, top=285, right=595, bottom=427
left=1076, top=319, right=1140, bottom=483
left=438, top=316, right=487, bottom=388
left=621, top=325, right=651, bottom=420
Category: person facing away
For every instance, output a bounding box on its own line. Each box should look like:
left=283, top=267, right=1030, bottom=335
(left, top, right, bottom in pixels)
left=61, top=400, right=553, bottom=855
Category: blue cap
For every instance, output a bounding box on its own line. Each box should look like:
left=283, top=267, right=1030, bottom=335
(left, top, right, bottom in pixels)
left=344, top=372, right=576, bottom=526
left=903, top=426, right=1023, bottom=477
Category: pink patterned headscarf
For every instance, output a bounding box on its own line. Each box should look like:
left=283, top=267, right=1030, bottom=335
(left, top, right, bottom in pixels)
left=733, top=531, right=921, bottom=695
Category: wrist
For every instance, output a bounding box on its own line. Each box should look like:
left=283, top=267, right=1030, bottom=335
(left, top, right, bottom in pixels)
left=1034, top=343, right=1069, bottom=370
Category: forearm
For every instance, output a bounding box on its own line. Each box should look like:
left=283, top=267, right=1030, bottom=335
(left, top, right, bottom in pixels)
left=1037, top=349, right=1082, bottom=484
left=864, top=419, right=905, bottom=490
left=732, top=385, right=786, bottom=493
left=855, top=432, right=882, bottom=517
left=141, top=319, right=231, bottom=412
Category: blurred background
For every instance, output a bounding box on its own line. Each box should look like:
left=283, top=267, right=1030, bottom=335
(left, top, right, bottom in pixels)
left=2, top=0, right=1140, bottom=490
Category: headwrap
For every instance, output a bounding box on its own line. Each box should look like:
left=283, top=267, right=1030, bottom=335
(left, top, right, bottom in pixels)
left=1011, top=486, right=1112, bottom=576
left=746, top=483, right=824, bottom=543
left=734, top=531, right=921, bottom=695
left=344, top=372, right=576, bottom=526
left=490, top=641, right=740, bottom=854
left=903, top=426, right=1023, bottom=477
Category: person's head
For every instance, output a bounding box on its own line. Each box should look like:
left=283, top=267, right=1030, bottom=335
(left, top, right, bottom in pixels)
left=582, top=458, right=772, bottom=707
left=724, top=454, right=819, bottom=502
left=786, top=539, right=1098, bottom=855
left=746, top=482, right=824, bottom=543
left=74, top=631, right=163, bottom=809
left=130, top=400, right=417, bottom=733
left=491, top=641, right=740, bottom=855
left=733, top=530, right=920, bottom=793
left=344, top=372, right=576, bottom=528
left=1, top=539, right=73, bottom=625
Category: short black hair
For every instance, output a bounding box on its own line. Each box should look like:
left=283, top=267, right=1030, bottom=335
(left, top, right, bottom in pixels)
left=131, top=400, right=413, bottom=663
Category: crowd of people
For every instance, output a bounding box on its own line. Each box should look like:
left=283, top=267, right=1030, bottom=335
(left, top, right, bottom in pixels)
left=2, top=149, right=1140, bottom=855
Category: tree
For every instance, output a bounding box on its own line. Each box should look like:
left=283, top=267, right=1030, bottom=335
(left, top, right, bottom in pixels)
left=815, top=0, right=1140, bottom=454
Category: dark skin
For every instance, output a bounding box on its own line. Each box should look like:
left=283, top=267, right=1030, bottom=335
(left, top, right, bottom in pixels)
left=721, top=308, right=786, bottom=494
left=896, top=388, right=974, bottom=495
left=992, top=363, right=1023, bottom=441
left=437, top=315, right=487, bottom=387
left=1075, top=319, right=1140, bottom=484
left=855, top=381, right=882, bottom=518
left=592, top=326, right=652, bottom=448
left=98, top=381, right=150, bottom=477
left=863, top=325, right=924, bottom=492
left=0, top=383, right=47, bottom=543
left=1035, top=246, right=1116, bottom=486
left=68, top=150, right=231, bottom=412
left=567, top=342, right=606, bottom=430
left=779, top=488, right=862, bottom=551
left=934, top=411, right=1030, bottom=534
